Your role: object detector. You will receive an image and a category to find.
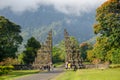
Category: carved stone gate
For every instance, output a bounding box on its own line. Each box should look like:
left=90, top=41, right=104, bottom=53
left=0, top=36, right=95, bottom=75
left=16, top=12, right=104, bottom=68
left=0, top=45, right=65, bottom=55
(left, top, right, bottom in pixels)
left=33, top=30, right=52, bottom=70
left=64, top=29, right=84, bottom=69
left=33, top=29, right=84, bottom=70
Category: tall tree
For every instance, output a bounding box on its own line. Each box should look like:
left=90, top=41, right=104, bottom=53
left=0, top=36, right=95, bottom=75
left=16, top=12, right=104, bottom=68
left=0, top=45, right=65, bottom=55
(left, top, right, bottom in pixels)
left=23, top=37, right=41, bottom=64
left=0, top=16, right=23, bottom=61
left=94, top=0, right=120, bottom=48
left=89, top=0, right=120, bottom=63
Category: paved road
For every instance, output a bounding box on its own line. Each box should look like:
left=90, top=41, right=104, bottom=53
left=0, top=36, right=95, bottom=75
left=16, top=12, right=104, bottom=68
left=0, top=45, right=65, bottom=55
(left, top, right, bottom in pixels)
left=15, top=68, right=64, bottom=80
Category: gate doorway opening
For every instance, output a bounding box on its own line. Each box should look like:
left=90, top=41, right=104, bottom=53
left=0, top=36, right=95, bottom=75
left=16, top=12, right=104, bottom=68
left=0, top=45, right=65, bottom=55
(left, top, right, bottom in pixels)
left=33, top=29, right=84, bottom=71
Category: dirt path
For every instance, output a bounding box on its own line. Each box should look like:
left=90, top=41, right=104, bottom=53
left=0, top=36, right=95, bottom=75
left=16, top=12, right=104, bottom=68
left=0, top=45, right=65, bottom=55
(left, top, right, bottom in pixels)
left=15, top=67, right=64, bottom=80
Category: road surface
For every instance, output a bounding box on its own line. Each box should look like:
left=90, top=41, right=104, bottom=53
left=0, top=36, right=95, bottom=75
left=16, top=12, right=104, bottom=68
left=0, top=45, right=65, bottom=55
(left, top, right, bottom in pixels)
left=15, top=67, right=64, bottom=80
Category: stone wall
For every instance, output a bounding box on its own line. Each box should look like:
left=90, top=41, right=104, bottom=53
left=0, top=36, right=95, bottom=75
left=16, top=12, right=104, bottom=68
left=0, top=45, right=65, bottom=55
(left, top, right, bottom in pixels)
left=13, top=65, right=33, bottom=70
left=84, top=64, right=109, bottom=69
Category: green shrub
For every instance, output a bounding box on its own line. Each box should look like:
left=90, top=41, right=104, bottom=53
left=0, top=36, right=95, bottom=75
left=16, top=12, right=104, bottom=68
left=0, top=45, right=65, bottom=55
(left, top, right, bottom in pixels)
left=109, top=64, right=120, bottom=68
left=0, top=66, right=14, bottom=75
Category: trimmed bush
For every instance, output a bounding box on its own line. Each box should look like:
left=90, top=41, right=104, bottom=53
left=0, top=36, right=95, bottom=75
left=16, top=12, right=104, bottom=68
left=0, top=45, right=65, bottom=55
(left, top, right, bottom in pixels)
left=0, top=66, right=14, bottom=75
left=109, top=64, right=120, bottom=68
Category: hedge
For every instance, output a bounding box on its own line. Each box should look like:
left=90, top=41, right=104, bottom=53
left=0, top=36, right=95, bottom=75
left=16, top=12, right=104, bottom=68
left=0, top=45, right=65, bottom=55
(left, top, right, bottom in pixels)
left=109, top=64, right=120, bottom=68
left=0, top=66, right=14, bottom=75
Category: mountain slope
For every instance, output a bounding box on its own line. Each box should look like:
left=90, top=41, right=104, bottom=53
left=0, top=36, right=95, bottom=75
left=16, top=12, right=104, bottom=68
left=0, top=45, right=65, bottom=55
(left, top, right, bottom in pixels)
left=0, top=6, right=95, bottom=45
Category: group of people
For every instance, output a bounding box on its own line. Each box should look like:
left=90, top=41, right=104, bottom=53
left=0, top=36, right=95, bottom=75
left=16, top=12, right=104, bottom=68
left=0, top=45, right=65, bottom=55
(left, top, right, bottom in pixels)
left=65, top=62, right=77, bottom=71
left=40, top=63, right=54, bottom=71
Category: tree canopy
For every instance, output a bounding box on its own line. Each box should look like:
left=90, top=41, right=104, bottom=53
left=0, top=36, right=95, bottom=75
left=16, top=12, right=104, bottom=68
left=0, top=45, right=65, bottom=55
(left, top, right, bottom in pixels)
left=22, top=37, right=41, bottom=64
left=0, top=16, right=23, bottom=61
left=80, top=42, right=92, bottom=61
left=88, top=0, right=120, bottom=63
left=94, top=0, right=120, bottom=48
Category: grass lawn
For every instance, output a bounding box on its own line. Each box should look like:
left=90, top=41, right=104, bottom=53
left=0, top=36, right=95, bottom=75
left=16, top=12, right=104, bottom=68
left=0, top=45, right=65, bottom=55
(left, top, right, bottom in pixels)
left=0, top=70, right=40, bottom=80
left=52, top=68, right=120, bottom=80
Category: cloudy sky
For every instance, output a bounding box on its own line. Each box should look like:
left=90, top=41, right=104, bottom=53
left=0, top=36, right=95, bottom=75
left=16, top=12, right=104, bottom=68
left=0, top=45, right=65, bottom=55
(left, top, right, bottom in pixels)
left=0, top=0, right=107, bottom=16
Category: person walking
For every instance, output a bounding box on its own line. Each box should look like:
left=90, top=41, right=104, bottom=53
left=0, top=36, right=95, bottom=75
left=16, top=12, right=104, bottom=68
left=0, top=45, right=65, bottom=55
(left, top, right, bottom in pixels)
left=68, top=63, right=71, bottom=69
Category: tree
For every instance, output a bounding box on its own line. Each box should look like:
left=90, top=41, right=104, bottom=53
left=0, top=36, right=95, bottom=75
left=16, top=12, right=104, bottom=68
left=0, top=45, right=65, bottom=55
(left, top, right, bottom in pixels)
left=80, top=42, right=92, bottom=61
left=52, top=46, right=63, bottom=63
left=0, top=16, right=23, bottom=61
left=90, top=0, right=120, bottom=63
left=23, top=37, right=41, bottom=64
left=94, top=0, right=120, bottom=47
left=106, top=48, right=120, bottom=64
left=17, top=53, right=25, bottom=64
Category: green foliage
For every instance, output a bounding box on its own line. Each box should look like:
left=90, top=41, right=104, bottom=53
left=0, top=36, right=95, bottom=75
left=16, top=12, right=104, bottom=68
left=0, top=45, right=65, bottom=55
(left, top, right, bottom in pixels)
left=0, top=66, right=14, bottom=75
left=52, top=40, right=66, bottom=63
left=52, top=47, right=63, bottom=63
left=88, top=0, right=120, bottom=63
left=25, top=37, right=41, bottom=51
left=109, top=64, right=120, bottom=68
left=57, top=40, right=66, bottom=61
left=87, top=50, right=94, bottom=62
left=87, top=37, right=109, bottom=61
left=23, top=47, right=36, bottom=64
left=106, top=48, right=120, bottom=64
left=69, top=36, right=79, bottom=47
left=17, top=53, right=25, bottom=64
left=0, top=16, right=23, bottom=61
left=0, top=70, right=39, bottom=80
left=80, top=42, right=93, bottom=61
left=94, top=0, right=120, bottom=48
left=22, top=37, right=41, bottom=64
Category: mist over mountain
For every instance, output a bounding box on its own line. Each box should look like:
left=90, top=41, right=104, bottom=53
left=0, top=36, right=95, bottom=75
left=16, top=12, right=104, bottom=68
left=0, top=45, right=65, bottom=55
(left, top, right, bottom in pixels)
left=0, top=5, right=96, bottom=45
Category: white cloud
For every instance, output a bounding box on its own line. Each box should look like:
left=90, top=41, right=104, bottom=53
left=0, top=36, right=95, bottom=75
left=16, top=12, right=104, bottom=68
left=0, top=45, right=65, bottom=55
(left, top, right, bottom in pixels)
left=0, top=0, right=107, bottom=15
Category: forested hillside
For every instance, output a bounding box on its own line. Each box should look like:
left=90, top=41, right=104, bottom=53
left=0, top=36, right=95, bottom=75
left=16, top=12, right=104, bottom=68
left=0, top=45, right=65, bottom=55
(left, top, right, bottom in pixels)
left=0, top=6, right=95, bottom=45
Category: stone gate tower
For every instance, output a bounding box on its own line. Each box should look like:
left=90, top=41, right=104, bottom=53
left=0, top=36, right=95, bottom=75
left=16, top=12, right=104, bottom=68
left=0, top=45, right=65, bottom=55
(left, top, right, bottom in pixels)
left=64, top=29, right=83, bottom=69
left=33, top=30, right=52, bottom=69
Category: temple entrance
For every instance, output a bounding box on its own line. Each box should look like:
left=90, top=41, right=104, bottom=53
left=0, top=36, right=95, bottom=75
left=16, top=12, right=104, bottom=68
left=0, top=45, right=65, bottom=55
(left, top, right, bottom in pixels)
left=33, top=29, right=84, bottom=71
